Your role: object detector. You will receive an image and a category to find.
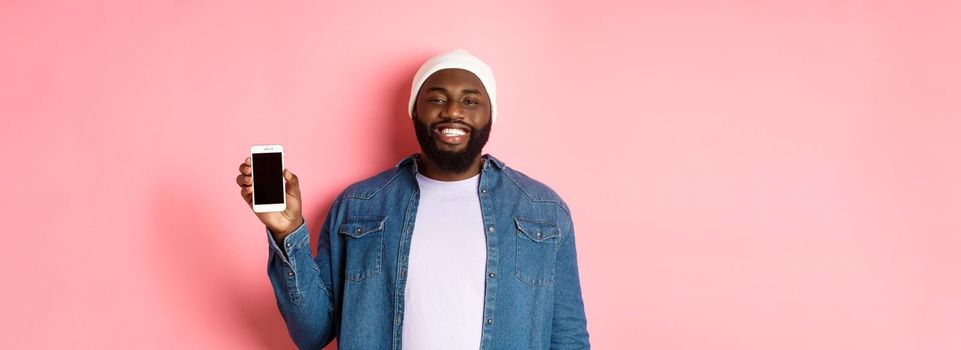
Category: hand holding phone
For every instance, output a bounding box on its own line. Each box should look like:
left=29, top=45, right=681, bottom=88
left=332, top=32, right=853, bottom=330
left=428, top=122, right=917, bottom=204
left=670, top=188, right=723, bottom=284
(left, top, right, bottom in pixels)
left=237, top=145, right=304, bottom=239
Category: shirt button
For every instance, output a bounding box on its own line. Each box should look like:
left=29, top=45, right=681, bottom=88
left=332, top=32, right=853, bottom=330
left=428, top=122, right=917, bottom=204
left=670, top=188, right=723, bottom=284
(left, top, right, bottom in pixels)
left=488, top=226, right=495, bottom=233
left=285, top=242, right=291, bottom=247
left=287, top=271, right=293, bottom=276
left=486, top=319, right=493, bottom=325
left=481, top=188, right=488, bottom=194
left=356, top=228, right=363, bottom=234
left=489, top=272, right=496, bottom=278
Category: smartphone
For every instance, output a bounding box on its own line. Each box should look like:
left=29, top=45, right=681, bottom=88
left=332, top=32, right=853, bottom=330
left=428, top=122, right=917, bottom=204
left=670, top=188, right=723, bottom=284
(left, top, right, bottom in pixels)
left=250, top=144, right=286, bottom=213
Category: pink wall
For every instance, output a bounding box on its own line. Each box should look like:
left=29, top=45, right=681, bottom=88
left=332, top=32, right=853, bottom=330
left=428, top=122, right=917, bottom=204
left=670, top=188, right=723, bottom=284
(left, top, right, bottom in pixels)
left=2, top=1, right=959, bottom=349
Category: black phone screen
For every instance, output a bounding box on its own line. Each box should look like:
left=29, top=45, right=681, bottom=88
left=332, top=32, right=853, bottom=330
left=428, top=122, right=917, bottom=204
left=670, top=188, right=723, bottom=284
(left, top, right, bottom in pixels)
left=252, top=152, right=284, bottom=205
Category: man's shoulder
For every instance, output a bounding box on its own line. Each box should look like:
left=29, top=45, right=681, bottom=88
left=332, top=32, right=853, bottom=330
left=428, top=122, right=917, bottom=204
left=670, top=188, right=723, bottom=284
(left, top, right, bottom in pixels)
left=500, top=165, right=570, bottom=214
left=338, top=165, right=411, bottom=201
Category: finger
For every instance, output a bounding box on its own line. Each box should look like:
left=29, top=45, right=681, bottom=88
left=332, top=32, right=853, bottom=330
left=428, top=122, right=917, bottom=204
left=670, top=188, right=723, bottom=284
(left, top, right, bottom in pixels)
left=236, top=174, right=251, bottom=187
left=240, top=186, right=253, bottom=204
left=284, top=169, right=300, bottom=198
left=239, top=160, right=251, bottom=175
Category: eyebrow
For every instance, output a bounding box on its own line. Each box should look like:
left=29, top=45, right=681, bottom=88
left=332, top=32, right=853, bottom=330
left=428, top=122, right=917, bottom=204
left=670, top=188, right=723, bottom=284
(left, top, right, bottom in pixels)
left=427, top=86, right=483, bottom=95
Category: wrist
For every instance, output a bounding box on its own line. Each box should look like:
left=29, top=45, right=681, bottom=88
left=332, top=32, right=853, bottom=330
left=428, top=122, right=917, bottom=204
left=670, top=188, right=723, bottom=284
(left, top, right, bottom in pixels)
left=276, top=217, right=304, bottom=238
left=270, top=219, right=304, bottom=244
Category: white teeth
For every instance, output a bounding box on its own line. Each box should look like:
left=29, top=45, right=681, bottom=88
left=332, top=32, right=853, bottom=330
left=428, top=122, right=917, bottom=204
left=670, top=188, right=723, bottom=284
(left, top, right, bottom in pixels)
left=440, top=128, right=466, bottom=136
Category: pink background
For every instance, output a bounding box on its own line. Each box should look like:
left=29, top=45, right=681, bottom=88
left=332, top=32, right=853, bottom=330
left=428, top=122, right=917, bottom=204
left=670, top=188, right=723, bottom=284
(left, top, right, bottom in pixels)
left=2, top=1, right=959, bottom=349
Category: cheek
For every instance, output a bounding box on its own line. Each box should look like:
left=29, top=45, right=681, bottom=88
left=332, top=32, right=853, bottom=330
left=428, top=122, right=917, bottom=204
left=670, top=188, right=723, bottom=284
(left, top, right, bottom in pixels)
left=471, top=108, right=491, bottom=125
left=416, top=103, right=440, bottom=118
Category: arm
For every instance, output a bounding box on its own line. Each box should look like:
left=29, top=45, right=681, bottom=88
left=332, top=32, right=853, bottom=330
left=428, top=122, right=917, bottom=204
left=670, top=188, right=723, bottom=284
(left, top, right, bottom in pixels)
left=238, top=156, right=339, bottom=348
left=266, top=201, right=341, bottom=349
left=551, top=213, right=591, bottom=348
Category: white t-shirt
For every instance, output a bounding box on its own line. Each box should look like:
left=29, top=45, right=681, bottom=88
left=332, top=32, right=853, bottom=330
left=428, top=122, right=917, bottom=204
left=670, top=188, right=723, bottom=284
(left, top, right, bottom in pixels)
left=401, top=171, right=487, bottom=349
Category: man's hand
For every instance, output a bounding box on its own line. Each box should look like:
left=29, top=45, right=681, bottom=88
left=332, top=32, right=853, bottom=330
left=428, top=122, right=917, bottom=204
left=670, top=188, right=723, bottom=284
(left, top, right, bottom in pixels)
left=237, top=157, right=304, bottom=242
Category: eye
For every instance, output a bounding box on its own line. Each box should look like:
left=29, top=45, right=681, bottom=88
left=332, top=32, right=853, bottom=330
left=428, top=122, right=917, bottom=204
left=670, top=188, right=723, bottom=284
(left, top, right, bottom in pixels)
left=464, top=98, right=479, bottom=105
left=427, top=97, right=446, bottom=104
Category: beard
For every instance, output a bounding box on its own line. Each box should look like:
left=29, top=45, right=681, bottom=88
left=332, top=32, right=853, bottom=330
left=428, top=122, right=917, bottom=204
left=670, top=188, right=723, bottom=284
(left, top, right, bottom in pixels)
left=413, top=116, right=492, bottom=174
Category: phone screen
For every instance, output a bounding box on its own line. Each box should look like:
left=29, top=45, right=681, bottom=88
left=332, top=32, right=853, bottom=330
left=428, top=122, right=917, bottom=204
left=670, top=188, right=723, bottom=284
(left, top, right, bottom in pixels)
left=252, top=152, right=284, bottom=205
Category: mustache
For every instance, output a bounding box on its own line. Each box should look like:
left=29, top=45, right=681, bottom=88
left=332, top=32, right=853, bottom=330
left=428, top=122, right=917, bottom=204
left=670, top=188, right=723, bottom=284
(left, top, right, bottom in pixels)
left=429, top=119, right=476, bottom=131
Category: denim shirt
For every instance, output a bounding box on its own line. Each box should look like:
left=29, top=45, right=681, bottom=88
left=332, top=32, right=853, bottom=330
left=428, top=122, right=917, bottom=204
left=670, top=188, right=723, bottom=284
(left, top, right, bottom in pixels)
left=266, top=154, right=590, bottom=349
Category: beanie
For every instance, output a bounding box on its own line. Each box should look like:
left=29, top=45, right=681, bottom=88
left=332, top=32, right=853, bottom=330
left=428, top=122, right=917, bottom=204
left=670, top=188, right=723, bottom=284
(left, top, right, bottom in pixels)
left=408, top=49, right=497, bottom=123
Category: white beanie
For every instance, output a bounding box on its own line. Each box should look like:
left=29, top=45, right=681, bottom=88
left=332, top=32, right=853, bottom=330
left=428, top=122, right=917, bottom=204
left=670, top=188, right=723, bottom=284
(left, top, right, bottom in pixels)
left=408, top=49, right=498, bottom=123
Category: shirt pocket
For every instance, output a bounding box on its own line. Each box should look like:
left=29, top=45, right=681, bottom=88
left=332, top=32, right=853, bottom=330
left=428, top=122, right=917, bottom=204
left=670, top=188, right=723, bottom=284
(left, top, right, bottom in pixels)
left=514, top=217, right=561, bottom=287
left=339, top=215, right=386, bottom=282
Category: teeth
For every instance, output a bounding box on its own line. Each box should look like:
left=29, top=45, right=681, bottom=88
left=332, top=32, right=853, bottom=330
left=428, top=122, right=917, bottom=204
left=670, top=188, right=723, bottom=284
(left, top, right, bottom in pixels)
left=441, top=128, right=466, bottom=136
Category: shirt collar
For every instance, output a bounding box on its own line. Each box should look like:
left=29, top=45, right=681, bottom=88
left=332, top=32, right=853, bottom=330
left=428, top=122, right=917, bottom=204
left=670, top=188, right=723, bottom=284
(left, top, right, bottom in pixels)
left=395, top=153, right=505, bottom=170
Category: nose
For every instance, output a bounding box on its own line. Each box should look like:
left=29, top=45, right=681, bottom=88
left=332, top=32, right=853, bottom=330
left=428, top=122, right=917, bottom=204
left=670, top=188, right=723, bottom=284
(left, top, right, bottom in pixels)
left=442, top=102, right=465, bottom=120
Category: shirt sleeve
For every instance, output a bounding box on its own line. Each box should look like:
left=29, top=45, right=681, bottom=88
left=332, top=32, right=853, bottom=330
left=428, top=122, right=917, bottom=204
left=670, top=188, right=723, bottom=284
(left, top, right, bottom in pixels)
left=265, top=220, right=337, bottom=348
left=551, top=213, right=591, bottom=348
left=266, top=221, right=308, bottom=263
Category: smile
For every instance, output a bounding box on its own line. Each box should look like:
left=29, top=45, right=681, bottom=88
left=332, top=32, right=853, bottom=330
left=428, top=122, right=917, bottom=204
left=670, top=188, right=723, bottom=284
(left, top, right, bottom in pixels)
left=432, top=124, right=471, bottom=145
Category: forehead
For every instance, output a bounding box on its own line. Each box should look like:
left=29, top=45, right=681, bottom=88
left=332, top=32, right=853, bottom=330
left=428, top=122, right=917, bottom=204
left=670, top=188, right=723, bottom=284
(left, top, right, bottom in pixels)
left=421, top=68, right=488, bottom=95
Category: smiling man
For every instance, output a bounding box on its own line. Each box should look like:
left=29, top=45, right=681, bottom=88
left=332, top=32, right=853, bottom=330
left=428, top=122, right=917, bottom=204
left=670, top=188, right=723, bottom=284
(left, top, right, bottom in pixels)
left=236, top=50, right=590, bottom=349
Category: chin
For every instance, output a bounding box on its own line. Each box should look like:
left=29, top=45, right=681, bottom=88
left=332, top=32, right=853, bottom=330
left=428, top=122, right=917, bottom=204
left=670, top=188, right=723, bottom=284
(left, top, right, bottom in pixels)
left=435, top=142, right=469, bottom=152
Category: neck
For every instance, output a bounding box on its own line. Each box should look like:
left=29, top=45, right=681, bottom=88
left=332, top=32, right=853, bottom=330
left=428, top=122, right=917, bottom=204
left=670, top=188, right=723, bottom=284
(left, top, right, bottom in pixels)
left=415, top=154, right=483, bottom=181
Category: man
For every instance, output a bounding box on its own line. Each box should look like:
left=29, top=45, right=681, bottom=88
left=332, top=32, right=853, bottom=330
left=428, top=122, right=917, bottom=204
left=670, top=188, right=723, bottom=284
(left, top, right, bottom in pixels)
left=236, top=50, right=590, bottom=349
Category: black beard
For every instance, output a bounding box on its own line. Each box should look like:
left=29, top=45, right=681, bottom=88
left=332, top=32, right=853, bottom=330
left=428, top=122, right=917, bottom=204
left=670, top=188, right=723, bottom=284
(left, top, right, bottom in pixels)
left=413, top=116, right=492, bottom=174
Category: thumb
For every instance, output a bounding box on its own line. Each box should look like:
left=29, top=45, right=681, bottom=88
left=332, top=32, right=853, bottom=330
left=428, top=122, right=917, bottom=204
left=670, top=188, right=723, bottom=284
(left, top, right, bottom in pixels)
left=284, top=169, right=301, bottom=198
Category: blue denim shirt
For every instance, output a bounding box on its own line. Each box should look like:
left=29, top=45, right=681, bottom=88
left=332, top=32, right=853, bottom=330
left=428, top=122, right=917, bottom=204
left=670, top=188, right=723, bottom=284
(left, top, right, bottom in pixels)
left=266, top=154, right=590, bottom=349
